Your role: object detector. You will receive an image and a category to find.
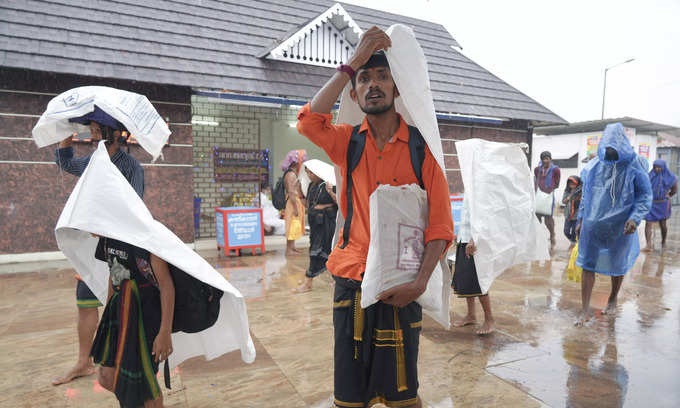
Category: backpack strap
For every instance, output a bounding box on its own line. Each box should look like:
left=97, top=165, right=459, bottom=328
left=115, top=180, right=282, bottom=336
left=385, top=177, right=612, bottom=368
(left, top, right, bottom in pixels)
left=340, top=125, right=366, bottom=249
left=164, top=358, right=171, bottom=389
left=407, top=125, right=426, bottom=188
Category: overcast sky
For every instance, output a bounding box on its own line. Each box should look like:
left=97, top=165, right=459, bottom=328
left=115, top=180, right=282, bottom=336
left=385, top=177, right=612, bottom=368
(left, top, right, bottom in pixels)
left=343, top=0, right=680, bottom=126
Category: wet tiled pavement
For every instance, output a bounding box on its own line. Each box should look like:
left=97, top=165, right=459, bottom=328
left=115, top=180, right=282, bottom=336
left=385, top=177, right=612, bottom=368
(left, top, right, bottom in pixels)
left=1, top=213, right=678, bottom=407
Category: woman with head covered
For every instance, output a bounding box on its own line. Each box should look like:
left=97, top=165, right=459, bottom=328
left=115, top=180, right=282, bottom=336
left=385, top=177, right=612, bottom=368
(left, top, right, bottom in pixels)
left=574, top=123, right=652, bottom=326
left=642, top=159, right=678, bottom=251
left=280, top=149, right=307, bottom=256
left=294, top=163, right=338, bottom=293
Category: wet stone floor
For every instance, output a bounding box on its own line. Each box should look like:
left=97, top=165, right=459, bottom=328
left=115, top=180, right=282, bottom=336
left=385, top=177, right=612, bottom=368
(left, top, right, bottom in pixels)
left=1, top=213, right=679, bottom=407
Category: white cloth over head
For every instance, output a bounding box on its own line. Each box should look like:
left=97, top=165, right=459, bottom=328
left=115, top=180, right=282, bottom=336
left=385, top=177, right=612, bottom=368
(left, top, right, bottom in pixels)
left=299, top=159, right=336, bottom=197
left=32, top=86, right=170, bottom=161
left=55, top=142, right=256, bottom=368
left=456, top=138, right=550, bottom=293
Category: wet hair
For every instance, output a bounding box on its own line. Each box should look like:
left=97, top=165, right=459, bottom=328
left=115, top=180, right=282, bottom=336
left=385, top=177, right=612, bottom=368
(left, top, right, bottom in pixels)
left=351, top=51, right=390, bottom=88
left=540, top=151, right=552, bottom=160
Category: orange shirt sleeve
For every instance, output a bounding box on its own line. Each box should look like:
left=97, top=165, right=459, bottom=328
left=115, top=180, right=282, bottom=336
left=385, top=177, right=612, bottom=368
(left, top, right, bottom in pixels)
left=296, top=103, right=351, bottom=166
left=421, top=147, right=455, bottom=250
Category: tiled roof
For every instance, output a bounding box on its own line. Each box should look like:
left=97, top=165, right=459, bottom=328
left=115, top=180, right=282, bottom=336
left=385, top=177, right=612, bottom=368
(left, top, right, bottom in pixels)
left=536, top=117, right=680, bottom=137
left=0, top=0, right=566, bottom=124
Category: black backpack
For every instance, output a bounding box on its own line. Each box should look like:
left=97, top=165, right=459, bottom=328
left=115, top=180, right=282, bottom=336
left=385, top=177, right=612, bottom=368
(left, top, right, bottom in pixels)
left=339, top=125, right=426, bottom=249
left=272, top=169, right=293, bottom=210
left=168, top=264, right=223, bottom=333
left=164, top=264, right=224, bottom=388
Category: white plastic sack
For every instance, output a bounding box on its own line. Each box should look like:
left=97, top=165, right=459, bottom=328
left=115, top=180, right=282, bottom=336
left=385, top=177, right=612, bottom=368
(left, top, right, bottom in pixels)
left=32, top=86, right=170, bottom=160
left=300, top=159, right=336, bottom=197
left=361, top=184, right=450, bottom=328
left=55, top=142, right=256, bottom=368
left=535, top=190, right=554, bottom=216
left=260, top=193, right=285, bottom=235
left=456, top=139, right=550, bottom=293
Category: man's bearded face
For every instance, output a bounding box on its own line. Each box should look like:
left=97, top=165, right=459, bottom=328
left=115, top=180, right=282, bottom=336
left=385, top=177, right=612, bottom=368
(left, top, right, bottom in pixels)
left=351, top=66, right=398, bottom=115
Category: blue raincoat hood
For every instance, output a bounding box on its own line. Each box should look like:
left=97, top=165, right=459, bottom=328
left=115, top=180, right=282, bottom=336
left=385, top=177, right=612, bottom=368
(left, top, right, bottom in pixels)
left=597, top=123, right=636, bottom=165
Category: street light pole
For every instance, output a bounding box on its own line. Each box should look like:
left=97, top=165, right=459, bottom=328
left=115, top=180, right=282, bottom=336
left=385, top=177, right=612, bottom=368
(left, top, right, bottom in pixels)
left=601, top=58, right=635, bottom=119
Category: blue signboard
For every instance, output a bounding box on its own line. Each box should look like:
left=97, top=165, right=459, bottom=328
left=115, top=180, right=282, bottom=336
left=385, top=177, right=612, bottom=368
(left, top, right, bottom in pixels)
left=226, top=210, right=263, bottom=247
left=216, top=211, right=226, bottom=247
left=450, top=195, right=464, bottom=237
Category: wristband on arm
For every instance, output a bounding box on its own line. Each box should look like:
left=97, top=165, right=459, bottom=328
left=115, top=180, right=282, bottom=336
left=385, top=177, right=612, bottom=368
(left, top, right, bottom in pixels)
left=336, top=64, right=356, bottom=79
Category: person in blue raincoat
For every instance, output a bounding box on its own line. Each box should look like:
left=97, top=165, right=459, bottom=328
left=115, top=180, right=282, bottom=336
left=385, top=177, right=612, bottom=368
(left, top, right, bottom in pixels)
left=574, top=123, right=652, bottom=326
left=642, top=159, right=678, bottom=251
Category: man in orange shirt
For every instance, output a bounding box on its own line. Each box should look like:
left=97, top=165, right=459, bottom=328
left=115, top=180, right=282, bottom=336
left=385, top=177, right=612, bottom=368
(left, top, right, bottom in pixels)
left=297, top=27, right=453, bottom=408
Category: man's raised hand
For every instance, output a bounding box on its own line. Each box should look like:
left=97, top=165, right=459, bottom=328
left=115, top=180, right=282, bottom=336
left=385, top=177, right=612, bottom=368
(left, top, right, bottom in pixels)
left=348, top=26, right=392, bottom=71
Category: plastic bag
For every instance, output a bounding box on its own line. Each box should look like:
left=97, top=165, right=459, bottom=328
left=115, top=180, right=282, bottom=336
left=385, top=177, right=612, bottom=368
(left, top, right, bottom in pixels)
left=535, top=190, right=554, bottom=215
left=566, top=242, right=582, bottom=283
left=32, top=86, right=170, bottom=160
left=456, top=139, right=550, bottom=294
left=362, top=184, right=445, bottom=314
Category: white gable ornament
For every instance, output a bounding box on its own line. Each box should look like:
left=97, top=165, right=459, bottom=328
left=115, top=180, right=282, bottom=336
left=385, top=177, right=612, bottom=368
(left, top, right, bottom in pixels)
left=266, top=3, right=363, bottom=68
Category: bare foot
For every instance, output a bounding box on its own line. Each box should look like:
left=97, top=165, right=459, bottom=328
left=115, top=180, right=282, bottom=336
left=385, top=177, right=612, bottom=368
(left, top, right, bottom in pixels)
left=601, top=301, right=618, bottom=315
left=641, top=246, right=652, bottom=252
left=52, top=363, right=95, bottom=386
left=453, top=315, right=477, bottom=327
left=285, top=250, right=299, bottom=257
left=476, top=320, right=496, bottom=335
left=292, top=283, right=312, bottom=293
left=574, top=312, right=592, bottom=327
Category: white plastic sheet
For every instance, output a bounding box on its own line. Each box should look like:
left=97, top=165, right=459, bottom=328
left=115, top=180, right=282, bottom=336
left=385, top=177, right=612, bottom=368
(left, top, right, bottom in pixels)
left=55, top=142, right=256, bottom=368
left=535, top=190, right=554, bottom=215
left=361, top=184, right=450, bottom=328
left=299, top=159, right=336, bottom=197
left=260, top=192, right=285, bottom=235
left=456, top=139, right=550, bottom=293
left=32, top=86, right=170, bottom=161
